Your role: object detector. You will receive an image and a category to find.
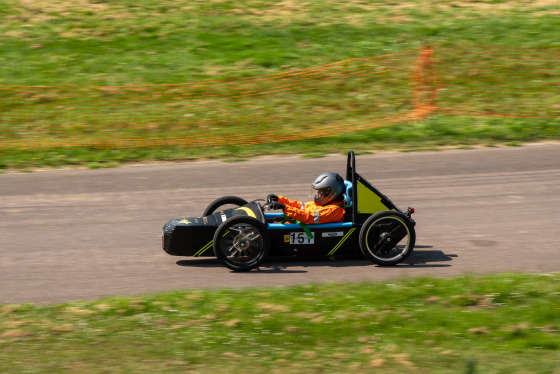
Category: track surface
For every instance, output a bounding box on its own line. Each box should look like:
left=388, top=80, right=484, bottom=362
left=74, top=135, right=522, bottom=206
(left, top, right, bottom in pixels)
left=1, top=144, right=559, bottom=305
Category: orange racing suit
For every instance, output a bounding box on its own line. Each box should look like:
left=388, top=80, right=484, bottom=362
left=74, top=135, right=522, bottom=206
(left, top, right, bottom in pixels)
left=277, top=196, right=345, bottom=224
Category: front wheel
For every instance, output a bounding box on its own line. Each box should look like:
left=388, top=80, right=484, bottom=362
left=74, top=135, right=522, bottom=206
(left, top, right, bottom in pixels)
left=213, top=216, right=270, bottom=271
left=203, top=196, right=248, bottom=216
left=359, top=211, right=415, bottom=266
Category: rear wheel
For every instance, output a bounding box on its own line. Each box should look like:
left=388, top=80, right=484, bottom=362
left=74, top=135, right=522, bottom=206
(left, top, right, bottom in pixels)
left=203, top=196, right=248, bottom=216
left=213, top=216, right=270, bottom=271
left=359, top=211, right=415, bottom=266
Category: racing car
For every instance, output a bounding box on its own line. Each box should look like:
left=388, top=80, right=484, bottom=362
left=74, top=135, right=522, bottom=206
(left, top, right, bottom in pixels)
left=162, top=151, right=416, bottom=271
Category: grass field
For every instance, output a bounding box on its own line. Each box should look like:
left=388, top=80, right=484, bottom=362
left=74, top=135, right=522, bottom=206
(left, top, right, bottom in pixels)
left=1, top=0, right=560, bottom=169
left=1, top=273, right=558, bottom=373
left=2, top=0, right=560, bottom=85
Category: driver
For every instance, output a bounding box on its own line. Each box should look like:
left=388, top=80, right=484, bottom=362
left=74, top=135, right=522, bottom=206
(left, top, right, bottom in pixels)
left=267, top=172, right=346, bottom=224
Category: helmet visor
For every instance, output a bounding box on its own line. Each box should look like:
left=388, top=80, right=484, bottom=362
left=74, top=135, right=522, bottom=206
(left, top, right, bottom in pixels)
left=311, top=186, right=331, bottom=202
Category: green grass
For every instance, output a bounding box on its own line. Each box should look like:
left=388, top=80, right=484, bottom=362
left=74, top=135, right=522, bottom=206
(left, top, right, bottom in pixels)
left=1, top=273, right=558, bottom=373
left=2, top=0, right=560, bottom=85
left=1, top=0, right=560, bottom=169
left=301, top=153, right=327, bottom=159
left=1, top=115, right=559, bottom=170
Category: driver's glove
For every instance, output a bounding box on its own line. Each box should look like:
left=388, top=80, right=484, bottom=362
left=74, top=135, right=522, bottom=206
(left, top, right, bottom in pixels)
left=267, top=194, right=279, bottom=203
left=268, top=202, right=285, bottom=210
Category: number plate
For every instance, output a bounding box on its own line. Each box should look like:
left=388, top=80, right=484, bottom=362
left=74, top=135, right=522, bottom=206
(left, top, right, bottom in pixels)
left=289, top=232, right=315, bottom=244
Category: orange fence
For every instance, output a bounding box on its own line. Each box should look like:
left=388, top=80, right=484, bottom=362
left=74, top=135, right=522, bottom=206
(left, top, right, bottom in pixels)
left=0, top=45, right=558, bottom=150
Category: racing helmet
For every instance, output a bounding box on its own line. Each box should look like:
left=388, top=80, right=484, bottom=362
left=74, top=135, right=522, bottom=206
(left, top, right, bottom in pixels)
left=311, top=172, right=345, bottom=206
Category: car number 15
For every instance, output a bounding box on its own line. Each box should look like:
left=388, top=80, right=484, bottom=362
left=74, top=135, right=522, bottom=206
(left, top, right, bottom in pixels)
left=289, top=232, right=314, bottom=244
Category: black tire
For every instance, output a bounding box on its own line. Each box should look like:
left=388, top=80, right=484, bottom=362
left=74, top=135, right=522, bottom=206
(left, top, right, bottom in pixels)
left=213, top=216, right=270, bottom=271
left=203, top=196, right=248, bottom=216
left=359, top=211, right=416, bottom=266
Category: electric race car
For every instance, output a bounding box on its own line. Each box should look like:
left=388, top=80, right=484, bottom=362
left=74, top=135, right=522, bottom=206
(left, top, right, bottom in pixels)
left=162, top=151, right=416, bottom=271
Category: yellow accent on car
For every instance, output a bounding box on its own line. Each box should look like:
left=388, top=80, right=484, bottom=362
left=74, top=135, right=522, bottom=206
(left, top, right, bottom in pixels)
left=356, top=181, right=392, bottom=214
left=328, top=228, right=356, bottom=256
left=194, top=240, right=213, bottom=257
left=178, top=219, right=191, bottom=224
left=235, top=206, right=257, bottom=218
left=193, top=230, right=231, bottom=257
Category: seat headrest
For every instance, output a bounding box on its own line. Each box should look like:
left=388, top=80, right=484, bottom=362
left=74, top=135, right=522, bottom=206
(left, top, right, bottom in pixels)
left=343, top=180, right=353, bottom=207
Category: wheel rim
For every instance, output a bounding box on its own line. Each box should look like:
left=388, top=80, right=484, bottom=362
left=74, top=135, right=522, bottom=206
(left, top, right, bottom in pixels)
left=364, top=215, right=411, bottom=262
left=218, top=223, right=264, bottom=267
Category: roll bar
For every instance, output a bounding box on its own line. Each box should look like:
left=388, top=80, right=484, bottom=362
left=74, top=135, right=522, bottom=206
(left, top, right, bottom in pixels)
left=346, top=151, right=358, bottom=224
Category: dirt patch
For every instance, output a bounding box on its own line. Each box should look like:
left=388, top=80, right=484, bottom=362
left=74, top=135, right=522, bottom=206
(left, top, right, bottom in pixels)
left=18, top=0, right=109, bottom=15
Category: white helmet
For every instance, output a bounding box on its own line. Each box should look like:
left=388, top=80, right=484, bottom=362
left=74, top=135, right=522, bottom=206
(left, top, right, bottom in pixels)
left=311, top=172, right=345, bottom=206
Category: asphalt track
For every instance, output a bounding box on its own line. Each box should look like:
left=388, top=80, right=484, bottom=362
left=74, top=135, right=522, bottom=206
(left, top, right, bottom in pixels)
left=1, top=144, right=559, bottom=305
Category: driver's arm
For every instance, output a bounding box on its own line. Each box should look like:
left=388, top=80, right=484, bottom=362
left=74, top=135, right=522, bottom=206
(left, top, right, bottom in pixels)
left=283, top=204, right=345, bottom=224
left=278, top=196, right=305, bottom=209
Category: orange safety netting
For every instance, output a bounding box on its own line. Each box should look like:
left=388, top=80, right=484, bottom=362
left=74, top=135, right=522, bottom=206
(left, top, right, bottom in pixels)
left=0, top=45, right=558, bottom=151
